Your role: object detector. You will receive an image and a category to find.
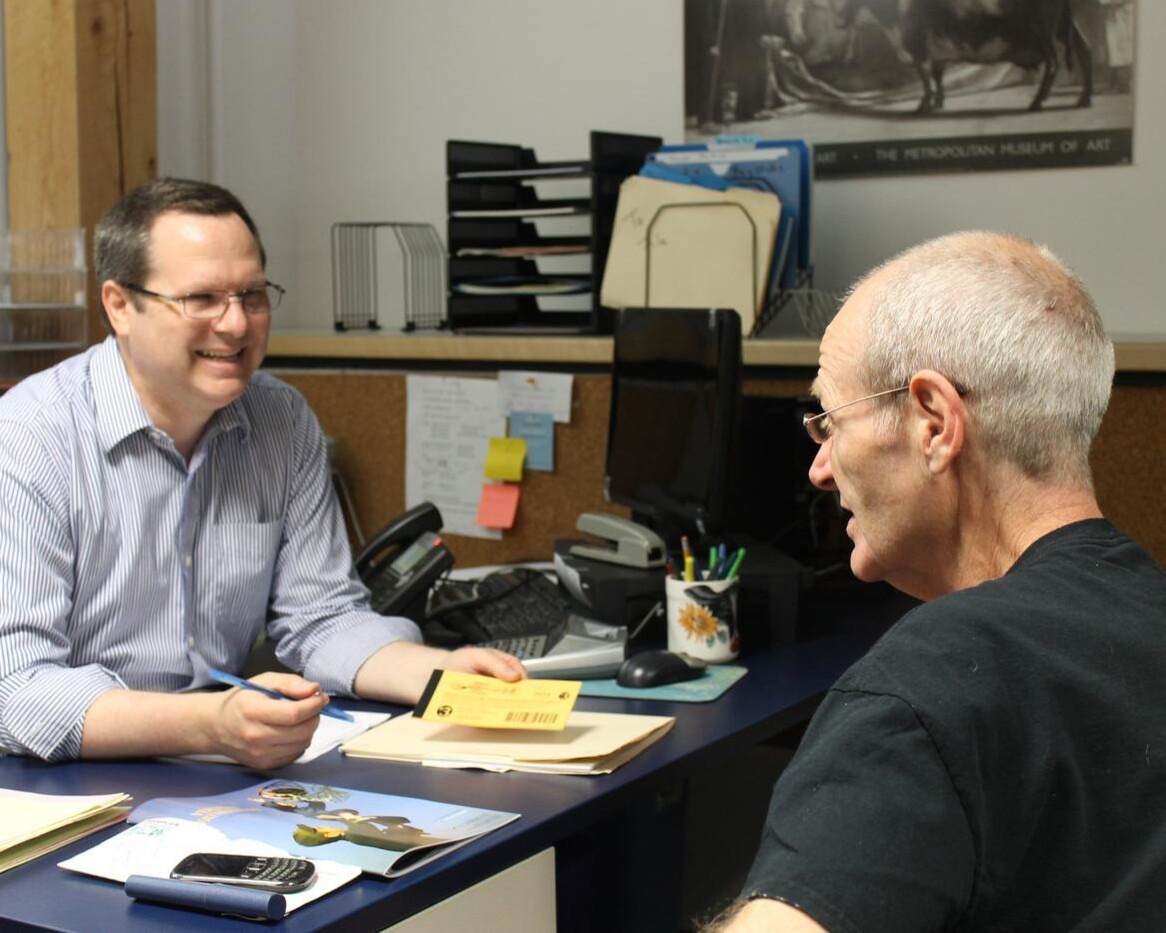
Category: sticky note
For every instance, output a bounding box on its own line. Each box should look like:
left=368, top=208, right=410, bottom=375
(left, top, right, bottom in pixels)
left=477, top=483, right=521, bottom=530
left=509, top=411, right=554, bottom=472
left=483, top=437, right=527, bottom=482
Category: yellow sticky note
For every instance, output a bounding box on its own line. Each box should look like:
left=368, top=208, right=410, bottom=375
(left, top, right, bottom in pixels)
left=484, top=437, right=526, bottom=482
left=415, top=670, right=581, bottom=731
left=477, top=483, right=520, bottom=529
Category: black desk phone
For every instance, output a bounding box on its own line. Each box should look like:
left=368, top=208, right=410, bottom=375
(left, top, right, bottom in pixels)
left=354, top=501, right=454, bottom=621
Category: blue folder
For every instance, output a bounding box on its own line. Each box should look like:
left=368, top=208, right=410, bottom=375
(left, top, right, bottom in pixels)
left=644, top=138, right=812, bottom=296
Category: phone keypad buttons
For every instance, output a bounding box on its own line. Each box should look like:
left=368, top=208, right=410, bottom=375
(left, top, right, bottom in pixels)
left=244, top=857, right=305, bottom=882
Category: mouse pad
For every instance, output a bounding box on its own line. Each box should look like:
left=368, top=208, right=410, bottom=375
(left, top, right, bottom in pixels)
left=578, top=664, right=747, bottom=702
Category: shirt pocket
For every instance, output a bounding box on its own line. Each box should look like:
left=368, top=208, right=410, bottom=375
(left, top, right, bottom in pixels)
left=212, top=521, right=281, bottom=631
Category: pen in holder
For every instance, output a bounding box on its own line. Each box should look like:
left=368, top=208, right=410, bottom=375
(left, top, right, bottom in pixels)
left=664, top=576, right=740, bottom=663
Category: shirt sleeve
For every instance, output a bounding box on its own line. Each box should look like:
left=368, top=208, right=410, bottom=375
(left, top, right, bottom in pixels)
left=743, top=688, right=976, bottom=933
left=263, top=394, right=421, bottom=695
left=0, top=426, right=126, bottom=761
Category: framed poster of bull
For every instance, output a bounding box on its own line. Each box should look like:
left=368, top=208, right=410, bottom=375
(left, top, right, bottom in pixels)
left=684, top=0, right=1135, bottom=176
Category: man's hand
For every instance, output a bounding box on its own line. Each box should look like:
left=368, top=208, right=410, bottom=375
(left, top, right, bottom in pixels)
left=439, top=645, right=527, bottom=682
left=80, top=674, right=329, bottom=766
left=207, top=672, right=328, bottom=769
left=353, top=640, right=525, bottom=705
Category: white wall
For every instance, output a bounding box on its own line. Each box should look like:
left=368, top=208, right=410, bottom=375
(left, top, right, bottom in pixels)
left=158, top=0, right=1164, bottom=337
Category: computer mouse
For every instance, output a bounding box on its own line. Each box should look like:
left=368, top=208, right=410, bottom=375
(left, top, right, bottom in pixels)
left=616, top=650, right=707, bottom=689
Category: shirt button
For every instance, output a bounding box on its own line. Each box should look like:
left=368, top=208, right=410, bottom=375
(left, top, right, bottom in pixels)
left=187, top=635, right=195, bottom=648
left=184, top=554, right=193, bottom=568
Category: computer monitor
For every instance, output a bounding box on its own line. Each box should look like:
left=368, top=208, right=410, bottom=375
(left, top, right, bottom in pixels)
left=604, top=307, right=742, bottom=543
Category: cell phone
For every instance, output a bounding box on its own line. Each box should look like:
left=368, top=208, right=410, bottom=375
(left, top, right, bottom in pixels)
left=169, top=853, right=316, bottom=892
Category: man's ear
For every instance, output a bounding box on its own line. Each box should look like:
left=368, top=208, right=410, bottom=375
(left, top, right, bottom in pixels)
left=908, top=369, right=964, bottom=474
left=101, top=280, right=134, bottom=336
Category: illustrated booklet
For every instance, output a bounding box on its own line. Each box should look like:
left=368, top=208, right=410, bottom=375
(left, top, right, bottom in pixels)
left=121, top=779, right=520, bottom=878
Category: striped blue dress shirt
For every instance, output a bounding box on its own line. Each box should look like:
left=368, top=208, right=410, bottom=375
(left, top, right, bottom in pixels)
left=0, top=337, right=420, bottom=760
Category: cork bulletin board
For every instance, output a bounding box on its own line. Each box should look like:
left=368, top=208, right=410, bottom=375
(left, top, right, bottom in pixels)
left=272, top=367, right=1166, bottom=570
left=275, top=370, right=621, bottom=568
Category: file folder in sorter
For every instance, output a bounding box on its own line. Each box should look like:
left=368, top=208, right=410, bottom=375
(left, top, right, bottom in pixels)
left=646, top=139, right=812, bottom=292
left=599, top=176, right=778, bottom=332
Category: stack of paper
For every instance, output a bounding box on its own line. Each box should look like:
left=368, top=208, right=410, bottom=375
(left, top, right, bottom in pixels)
left=341, top=710, right=675, bottom=775
left=0, top=787, right=131, bottom=873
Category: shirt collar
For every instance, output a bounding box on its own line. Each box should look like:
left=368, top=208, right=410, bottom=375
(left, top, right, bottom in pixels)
left=89, top=336, right=251, bottom=452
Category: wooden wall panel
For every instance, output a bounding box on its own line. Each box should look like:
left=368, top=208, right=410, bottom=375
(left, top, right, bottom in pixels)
left=4, top=0, right=157, bottom=343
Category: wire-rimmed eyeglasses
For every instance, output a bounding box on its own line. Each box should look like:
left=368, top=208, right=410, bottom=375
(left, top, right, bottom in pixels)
left=803, top=385, right=910, bottom=444
left=121, top=281, right=285, bottom=321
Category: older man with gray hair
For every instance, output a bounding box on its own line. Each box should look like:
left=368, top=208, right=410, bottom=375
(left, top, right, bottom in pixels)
left=712, top=231, right=1166, bottom=930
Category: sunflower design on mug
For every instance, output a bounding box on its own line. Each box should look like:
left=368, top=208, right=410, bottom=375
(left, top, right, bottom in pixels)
left=678, top=602, right=719, bottom=641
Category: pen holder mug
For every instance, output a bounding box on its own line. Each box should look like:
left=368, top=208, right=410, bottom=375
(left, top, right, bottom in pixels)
left=665, top=576, right=740, bottom=663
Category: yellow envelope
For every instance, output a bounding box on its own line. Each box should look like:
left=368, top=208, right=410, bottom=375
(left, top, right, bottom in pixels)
left=415, top=670, right=580, bottom=731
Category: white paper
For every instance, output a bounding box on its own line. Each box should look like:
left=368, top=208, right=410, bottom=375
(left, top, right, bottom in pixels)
left=406, top=375, right=506, bottom=540
left=181, top=711, right=391, bottom=766
left=496, top=371, right=574, bottom=424
left=59, top=818, right=360, bottom=913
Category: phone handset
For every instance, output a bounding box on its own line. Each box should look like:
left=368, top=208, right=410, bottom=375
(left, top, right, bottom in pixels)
left=354, top=501, right=444, bottom=577
left=355, top=501, right=454, bottom=620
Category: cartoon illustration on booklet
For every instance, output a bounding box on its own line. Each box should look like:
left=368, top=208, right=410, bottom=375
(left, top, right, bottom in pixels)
left=127, top=780, right=520, bottom=877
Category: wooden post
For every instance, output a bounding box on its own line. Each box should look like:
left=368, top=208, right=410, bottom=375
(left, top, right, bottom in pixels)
left=4, top=0, right=157, bottom=345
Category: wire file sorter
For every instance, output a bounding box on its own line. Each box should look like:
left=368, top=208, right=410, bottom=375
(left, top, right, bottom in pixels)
left=331, top=222, right=447, bottom=331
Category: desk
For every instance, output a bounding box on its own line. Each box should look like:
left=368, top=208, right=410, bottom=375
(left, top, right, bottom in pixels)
left=0, top=618, right=894, bottom=932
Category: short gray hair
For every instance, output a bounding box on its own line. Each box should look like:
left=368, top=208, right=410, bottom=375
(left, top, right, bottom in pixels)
left=856, top=231, right=1114, bottom=486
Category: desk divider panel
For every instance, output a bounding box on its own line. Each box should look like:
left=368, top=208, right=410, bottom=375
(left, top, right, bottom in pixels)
left=269, top=368, right=1166, bottom=571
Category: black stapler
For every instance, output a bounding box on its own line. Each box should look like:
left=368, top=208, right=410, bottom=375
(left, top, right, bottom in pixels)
left=567, top=512, right=666, bottom=569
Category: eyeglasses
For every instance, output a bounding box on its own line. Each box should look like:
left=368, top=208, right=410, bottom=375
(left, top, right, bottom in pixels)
left=803, top=385, right=910, bottom=444
left=121, top=281, right=285, bottom=321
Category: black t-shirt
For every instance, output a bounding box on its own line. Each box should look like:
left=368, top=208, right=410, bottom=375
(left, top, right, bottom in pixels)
left=744, top=520, right=1166, bottom=932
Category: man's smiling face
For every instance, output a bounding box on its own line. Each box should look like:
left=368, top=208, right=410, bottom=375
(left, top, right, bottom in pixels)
left=106, top=210, right=270, bottom=446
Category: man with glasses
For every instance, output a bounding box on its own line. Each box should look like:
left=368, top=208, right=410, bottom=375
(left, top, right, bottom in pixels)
left=0, top=178, right=522, bottom=767
left=712, top=232, right=1166, bottom=930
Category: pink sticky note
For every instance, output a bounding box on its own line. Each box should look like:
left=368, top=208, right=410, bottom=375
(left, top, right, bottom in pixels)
left=477, top=483, right=521, bottom=529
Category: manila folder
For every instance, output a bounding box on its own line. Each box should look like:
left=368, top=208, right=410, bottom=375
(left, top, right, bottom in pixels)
left=341, top=710, right=675, bottom=776
left=599, top=175, right=779, bottom=333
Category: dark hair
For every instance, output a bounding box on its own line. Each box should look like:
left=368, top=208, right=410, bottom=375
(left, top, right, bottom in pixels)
left=94, top=177, right=266, bottom=287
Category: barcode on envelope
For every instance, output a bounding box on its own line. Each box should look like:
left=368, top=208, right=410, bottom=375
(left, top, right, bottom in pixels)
left=505, top=711, right=559, bottom=725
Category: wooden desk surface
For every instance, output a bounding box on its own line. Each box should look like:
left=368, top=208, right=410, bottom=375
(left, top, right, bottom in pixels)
left=0, top=627, right=884, bottom=932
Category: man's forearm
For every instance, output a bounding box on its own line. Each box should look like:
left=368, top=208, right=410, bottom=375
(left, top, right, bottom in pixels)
left=352, top=641, right=451, bottom=705
left=702, top=897, right=827, bottom=933
left=80, top=688, right=221, bottom=758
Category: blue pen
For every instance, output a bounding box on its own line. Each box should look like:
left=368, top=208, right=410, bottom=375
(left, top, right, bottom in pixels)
left=208, top=668, right=354, bottom=722
left=714, top=543, right=728, bottom=579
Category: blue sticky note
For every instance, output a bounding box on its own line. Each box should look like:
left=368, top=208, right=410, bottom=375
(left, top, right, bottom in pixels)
left=509, top=411, right=554, bottom=471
